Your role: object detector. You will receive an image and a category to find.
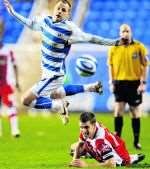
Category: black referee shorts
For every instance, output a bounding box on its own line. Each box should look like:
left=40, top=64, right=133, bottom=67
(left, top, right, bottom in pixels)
left=113, top=80, right=142, bottom=106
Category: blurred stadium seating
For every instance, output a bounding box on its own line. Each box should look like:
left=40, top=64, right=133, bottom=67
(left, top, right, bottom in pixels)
left=0, top=0, right=34, bottom=43
left=82, top=0, right=150, bottom=45
left=71, top=0, right=79, bottom=18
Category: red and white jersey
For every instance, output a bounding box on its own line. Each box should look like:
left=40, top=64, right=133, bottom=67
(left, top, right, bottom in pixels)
left=79, top=122, right=131, bottom=166
left=0, top=46, right=16, bottom=86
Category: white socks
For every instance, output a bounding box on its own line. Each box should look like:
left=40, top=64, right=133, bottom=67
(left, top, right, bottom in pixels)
left=130, top=154, right=138, bottom=164
left=84, top=82, right=96, bottom=92
left=8, top=107, right=20, bottom=136
left=51, top=99, right=63, bottom=111
left=0, top=117, right=2, bottom=136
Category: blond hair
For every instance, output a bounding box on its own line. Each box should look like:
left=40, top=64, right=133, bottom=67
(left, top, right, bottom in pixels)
left=56, top=0, right=72, bottom=8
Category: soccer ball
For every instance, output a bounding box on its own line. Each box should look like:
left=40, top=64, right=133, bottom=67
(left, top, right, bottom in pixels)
left=75, top=54, right=97, bottom=77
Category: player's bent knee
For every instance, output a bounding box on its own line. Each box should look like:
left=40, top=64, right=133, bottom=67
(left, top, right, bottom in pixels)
left=114, top=111, right=123, bottom=117
left=130, top=106, right=141, bottom=118
left=21, top=96, right=31, bottom=106
left=21, top=91, right=37, bottom=107
left=50, top=91, right=63, bottom=99
left=131, top=113, right=141, bottom=118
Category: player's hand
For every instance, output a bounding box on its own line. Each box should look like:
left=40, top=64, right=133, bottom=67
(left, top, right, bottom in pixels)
left=3, top=0, right=14, bottom=15
left=137, top=83, right=146, bottom=94
left=69, top=159, right=88, bottom=168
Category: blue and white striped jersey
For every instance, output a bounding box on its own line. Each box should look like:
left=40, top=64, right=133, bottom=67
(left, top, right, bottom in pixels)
left=12, top=11, right=118, bottom=78
left=34, top=16, right=73, bottom=78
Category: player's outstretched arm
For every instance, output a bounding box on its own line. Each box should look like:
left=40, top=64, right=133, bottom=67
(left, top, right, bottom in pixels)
left=69, top=157, right=116, bottom=168
left=67, top=21, right=118, bottom=46
left=3, top=0, right=40, bottom=30
left=69, top=159, right=88, bottom=168
left=3, top=0, right=14, bottom=14
left=70, top=32, right=118, bottom=46
left=69, top=141, right=88, bottom=168
left=89, top=34, right=118, bottom=46
left=99, top=157, right=116, bottom=168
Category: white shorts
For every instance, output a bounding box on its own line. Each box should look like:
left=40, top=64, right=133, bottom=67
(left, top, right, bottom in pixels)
left=31, top=75, right=64, bottom=97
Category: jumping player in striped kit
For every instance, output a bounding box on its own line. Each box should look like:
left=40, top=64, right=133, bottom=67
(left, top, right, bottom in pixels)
left=4, top=0, right=117, bottom=124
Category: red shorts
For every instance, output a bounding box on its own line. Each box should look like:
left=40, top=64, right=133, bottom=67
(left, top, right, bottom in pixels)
left=113, top=134, right=131, bottom=165
left=0, top=84, right=14, bottom=107
left=105, top=129, right=131, bottom=165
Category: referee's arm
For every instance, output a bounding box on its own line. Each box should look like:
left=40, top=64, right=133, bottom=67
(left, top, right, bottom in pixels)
left=139, top=44, right=149, bottom=83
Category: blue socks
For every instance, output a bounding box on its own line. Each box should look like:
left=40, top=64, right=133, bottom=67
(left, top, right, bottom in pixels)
left=34, top=97, right=52, bottom=109
left=63, top=84, right=84, bottom=96
left=31, top=85, right=84, bottom=110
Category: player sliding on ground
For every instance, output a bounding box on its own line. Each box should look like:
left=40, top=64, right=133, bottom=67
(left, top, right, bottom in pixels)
left=70, top=112, right=145, bottom=168
left=4, top=0, right=117, bottom=124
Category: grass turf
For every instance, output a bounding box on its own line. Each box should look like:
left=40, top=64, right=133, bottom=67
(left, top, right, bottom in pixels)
left=0, top=113, right=150, bottom=169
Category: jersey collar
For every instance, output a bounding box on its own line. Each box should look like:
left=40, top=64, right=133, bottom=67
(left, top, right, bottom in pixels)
left=116, top=38, right=135, bottom=46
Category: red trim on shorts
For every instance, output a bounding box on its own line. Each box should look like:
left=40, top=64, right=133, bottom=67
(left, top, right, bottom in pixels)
left=0, top=84, right=14, bottom=107
left=8, top=113, right=17, bottom=119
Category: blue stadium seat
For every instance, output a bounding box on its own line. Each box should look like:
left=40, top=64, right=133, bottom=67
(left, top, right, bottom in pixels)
left=90, top=1, right=104, bottom=11
left=0, top=0, right=79, bottom=43
left=83, top=0, right=150, bottom=45
left=0, top=0, right=34, bottom=43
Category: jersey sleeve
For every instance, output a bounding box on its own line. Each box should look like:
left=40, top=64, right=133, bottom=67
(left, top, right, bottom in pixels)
left=30, top=16, right=44, bottom=31
left=67, top=21, right=118, bottom=46
left=12, top=10, right=43, bottom=31
left=67, top=21, right=92, bottom=43
left=96, top=139, right=114, bottom=162
left=139, top=43, right=149, bottom=66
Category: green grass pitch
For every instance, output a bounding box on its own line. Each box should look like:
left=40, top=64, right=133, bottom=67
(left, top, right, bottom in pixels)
left=0, top=113, right=150, bottom=169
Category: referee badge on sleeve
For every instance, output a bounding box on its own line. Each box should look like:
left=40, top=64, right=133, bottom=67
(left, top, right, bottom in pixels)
left=132, top=52, right=139, bottom=59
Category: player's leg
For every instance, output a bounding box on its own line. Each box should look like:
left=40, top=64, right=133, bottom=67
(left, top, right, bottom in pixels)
left=7, top=106, right=20, bottom=137
left=22, top=78, right=63, bottom=109
left=113, top=81, right=126, bottom=137
left=22, top=78, right=69, bottom=124
left=114, top=102, right=125, bottom=137
left=130, top=154, right=145, bottom=164
left=22, top=90, right=69, bottom=124
left=112, top=134, right=131, bottom=166
left=83, top=81, right=103, bottom=94
left=2, top=85, right=20, bottom=137
left=21, top=88, right=38, bottom=107
left=0, top=96, right=2, bottom=136
left=128, top=81, right=142, bottom=149
left=50, top=81, right=103, bottom=99
left=30, top=96, right=69, bottom=124
left=129, top=106, right=142, bottom=149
